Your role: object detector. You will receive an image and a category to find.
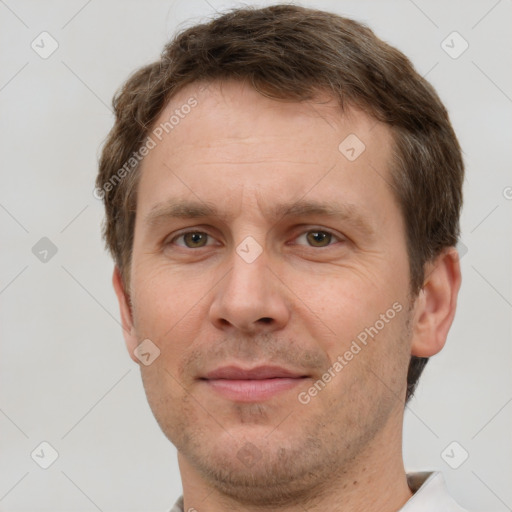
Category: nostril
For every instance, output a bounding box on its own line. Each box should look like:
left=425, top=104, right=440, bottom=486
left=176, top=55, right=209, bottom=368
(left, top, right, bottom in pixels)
left=259, top=317, right=273, bottom=324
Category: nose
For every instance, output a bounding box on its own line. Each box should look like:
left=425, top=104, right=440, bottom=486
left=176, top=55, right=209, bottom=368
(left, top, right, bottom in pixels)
left=208, top=246, right=291, bottom=335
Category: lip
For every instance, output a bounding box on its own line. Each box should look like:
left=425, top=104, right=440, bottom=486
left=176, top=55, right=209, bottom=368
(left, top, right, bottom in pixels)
left=203, top=365, right=307, bottom=380
left=200, top=365, right=309, bottom=402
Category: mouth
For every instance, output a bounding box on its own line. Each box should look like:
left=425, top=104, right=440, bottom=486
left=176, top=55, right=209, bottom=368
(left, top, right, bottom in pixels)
left=199, top=365, right=310, bottom=402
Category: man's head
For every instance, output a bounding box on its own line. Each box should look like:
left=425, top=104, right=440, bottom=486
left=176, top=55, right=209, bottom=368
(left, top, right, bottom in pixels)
left=97, top=4, right=463, bottom=506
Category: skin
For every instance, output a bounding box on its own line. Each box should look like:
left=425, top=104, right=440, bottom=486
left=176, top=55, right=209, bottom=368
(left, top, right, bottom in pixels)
left=113, top=79, right=461, bottom=512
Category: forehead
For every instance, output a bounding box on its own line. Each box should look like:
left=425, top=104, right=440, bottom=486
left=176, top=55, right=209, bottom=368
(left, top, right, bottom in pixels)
left=135, top=79, right=397, bottom=223
left=151, top=79, right=388, bottom=156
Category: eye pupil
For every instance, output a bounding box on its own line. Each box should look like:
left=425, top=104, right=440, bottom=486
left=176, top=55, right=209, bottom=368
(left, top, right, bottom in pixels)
left=184, top=232, right=207, bottom=247
left=307, top=231, right=331, bottom=247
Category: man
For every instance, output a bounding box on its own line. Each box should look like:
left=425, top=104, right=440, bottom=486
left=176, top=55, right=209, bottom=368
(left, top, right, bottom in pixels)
left=96, top=4, right=467, bottom=511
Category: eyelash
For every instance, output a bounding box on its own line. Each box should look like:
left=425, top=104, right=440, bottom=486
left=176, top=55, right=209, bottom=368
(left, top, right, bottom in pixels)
left=166, top=228, right=344, bottom=249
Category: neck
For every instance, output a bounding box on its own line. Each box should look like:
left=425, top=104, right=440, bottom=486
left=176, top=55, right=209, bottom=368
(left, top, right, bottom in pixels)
left=178, top=411, right=413, bottom=512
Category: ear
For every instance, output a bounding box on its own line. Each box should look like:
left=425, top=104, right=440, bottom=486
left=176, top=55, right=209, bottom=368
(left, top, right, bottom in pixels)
left=410, top=247, right=462, bottom=357
left=112, top=266, right=140, bottom=364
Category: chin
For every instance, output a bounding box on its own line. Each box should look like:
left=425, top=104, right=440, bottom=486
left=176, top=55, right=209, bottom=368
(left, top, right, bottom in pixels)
left=181, top=433, right=338, bottom=507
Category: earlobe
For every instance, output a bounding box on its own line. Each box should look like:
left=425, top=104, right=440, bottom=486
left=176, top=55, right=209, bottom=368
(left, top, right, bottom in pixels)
left=112, top=266, right=140, bottom=364
left=410, top=247, right=462, bottom=358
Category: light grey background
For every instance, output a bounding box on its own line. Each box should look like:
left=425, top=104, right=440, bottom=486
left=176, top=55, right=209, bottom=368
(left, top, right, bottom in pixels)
left=1, top=0, right=510, bottom=510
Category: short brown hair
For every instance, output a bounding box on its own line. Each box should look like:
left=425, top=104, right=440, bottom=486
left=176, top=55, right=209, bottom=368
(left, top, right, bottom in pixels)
left=96, top=4, right=464, bottom=403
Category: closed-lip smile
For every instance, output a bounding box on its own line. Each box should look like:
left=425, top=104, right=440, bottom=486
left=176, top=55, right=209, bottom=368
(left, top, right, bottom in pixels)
left=200, top=365, right=309, bottom=402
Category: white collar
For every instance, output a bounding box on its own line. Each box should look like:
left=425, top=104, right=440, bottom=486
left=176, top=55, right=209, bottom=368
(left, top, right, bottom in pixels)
left=400, top=471, right=468, bottom=511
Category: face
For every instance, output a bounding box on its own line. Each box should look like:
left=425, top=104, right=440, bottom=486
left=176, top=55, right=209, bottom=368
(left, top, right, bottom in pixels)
left=118, top=80, right=420, bottom=504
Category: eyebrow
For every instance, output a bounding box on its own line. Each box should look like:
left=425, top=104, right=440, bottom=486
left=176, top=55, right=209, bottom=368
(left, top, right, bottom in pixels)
left=144, top=198, right=375, bottom=236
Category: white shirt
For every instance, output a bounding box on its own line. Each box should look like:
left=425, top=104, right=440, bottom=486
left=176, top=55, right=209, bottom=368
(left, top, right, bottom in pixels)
left=169, top=471, right=470, bottom=512
left=401, top=472, right=469, bottom=511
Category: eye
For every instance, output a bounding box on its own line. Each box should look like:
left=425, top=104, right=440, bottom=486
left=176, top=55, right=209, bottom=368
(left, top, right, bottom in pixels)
left=170, top=231, right=215, bottom=248
left=294, top=229, right=342, bottom=248
left=166, top=228, right=343, bottom=250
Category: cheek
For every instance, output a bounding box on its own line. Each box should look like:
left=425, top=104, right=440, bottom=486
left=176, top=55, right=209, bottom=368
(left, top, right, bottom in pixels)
left=292, top=266, right=411, bottom=401
left=315, top=305, right=411, bottom=427
left=139, top=365, right=199, bottom=448
left=131, top=263, right=210, bottom=339
left=287, top=264, right=403, bottom=348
